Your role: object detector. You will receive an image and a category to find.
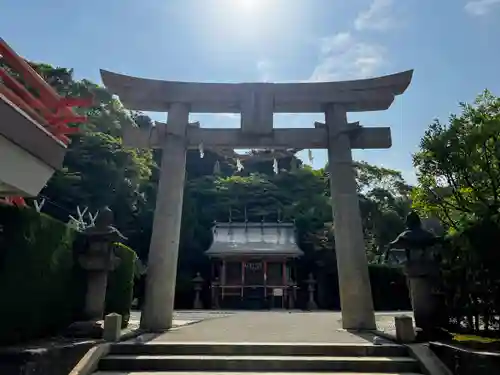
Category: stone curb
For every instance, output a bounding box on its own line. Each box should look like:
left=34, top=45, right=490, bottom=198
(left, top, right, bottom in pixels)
left=408, top=343, right=454, bottom=375
left=69, top=343, right=111, bottom=375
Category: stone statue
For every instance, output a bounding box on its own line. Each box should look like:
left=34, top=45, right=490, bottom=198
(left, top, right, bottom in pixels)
left=387, top=211, right=448, bottom=340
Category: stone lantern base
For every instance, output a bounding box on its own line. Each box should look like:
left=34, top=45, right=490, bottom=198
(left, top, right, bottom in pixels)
left=404, top=260, right=449, bottom=341
left=65, top=320, right=104, bottom=339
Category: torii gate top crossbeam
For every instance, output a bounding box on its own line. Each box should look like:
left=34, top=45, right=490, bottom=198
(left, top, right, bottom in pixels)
left=123, top=122, right=392, bottom=150
left=100, top=69, right=413, bottom=113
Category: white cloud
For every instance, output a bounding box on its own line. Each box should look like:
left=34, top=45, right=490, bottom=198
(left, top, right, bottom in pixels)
left=319, top=32, right=353, bottom=55
left=354, top=0, right=395, bottom=31
left=256, top=59, right=273, bottom=82
left=309, top=32, right=386, bottom=81
left=464, top=0, right=500, bottom=16
left=214, top=113, right=239, bottom=118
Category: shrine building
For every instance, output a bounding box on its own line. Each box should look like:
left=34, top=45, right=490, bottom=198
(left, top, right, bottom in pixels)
left=206, top=222, right=303, bottom=310
left=0, top=38, right=87, bottom=201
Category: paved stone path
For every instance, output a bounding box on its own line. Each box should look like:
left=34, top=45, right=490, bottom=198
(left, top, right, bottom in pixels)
left=129, top=311, right=413, bottom=344
left=127, top=310, right=236, bottom=331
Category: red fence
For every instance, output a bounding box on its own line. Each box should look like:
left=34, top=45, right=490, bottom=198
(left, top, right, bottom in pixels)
left=0, top=37, right=91, bottom=144
left=0, top=38, right=92, bottom=206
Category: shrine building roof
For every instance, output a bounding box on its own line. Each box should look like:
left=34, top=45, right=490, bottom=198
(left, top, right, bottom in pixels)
left=205, top=222, right=303, bottom=258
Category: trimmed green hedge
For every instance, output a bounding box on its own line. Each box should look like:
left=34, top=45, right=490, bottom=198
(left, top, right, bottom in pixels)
left=0, top=205, right=81, bottom=344
left=0, top=205, right=137, bottom=344
left=369, top=264, right=411, bottom=311
left=105, top=243, right=137, bottom=328
left=306, top=264, right=411, bottom=311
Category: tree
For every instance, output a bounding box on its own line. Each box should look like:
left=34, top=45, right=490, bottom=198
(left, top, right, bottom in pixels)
left=25, top=63, right=155, bottom=235
left=412, top=91, right=500, bottom=230
left=353, top=162, right=411, bottom=262
left=412, top=91, right=500, bottom=332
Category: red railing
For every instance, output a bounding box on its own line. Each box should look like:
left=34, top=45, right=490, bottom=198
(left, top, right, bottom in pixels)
left=0, top=38, right=92, bottom=206
left=0, top=37, right=92, bottom=145
left=0, top=196, right=27, bottom=208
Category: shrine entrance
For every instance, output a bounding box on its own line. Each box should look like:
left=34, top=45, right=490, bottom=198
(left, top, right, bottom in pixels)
left=100, top=68, right=413, bottom=332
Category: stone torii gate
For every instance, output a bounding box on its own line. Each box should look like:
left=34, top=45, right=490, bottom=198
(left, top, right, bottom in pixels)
left=100, top=69, right=413, bottom=332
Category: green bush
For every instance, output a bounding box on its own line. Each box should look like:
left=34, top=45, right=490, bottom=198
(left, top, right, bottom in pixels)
left=441, top=218, right=500, bottom=332
left=0, top=205, right=82, bottom=344
left=369, top=264, right=411, bottom=311
left=105, top=243, right=137, bottom=328
left=303, top=264, right=411, bottom=311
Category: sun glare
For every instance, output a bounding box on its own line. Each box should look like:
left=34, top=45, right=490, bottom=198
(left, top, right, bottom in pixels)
left=204, top=0, right=283, bottom=44
left=237, top=0, right=259, bottom=11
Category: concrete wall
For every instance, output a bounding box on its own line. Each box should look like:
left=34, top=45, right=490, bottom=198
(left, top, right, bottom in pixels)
left=0, top=134, right=55, bottom=196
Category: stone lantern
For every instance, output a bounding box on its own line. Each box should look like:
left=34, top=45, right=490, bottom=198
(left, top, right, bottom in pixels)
left=306, top=273, right=318, bottom=310
left=388, top=211, right=448, bottom=340
left=192, top=272, right=204, bottom=309
left=67, top=207, right=126, bottom=338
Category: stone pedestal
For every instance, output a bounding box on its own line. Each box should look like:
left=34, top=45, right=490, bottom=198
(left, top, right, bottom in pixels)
left=326, top=105, right=376, bottom=330
left=78, top=243, right=121, bottom=322
left=395, top=315, right=416, bottom=343
left=84, top=271, right=108, bottom=320
left=404, top=260, right=444, bottom=339
left=141, top=103, right=188, bottom=331
left=103, top=313, right=122, bottom=342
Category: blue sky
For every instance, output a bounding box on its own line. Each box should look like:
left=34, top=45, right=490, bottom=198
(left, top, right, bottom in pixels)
left=2, top=0, right=500, bottom=184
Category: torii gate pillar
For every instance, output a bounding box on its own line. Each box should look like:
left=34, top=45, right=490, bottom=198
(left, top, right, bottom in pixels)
left=140, top=103, right=188, bottom=331
left=326, top=105, right=376, bottom=330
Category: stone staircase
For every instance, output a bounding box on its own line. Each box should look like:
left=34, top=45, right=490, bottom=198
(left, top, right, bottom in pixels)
left=94, top=342, right=424, bottom=374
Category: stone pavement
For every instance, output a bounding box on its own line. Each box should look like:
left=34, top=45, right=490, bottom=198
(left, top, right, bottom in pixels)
left=129, top=311, right=413, bottom=344
left=127, top=310, right=236, bottom=331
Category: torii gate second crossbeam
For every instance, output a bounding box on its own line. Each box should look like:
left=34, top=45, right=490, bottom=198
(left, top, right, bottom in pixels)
left=100, top=68, right=413, bottom=332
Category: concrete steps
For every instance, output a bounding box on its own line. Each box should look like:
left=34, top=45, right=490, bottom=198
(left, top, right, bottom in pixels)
left=95, top=342, right=423, bottom=374
left=95, top=373, right=424, bottom=375
left=109, top=342, right=410, bottom=357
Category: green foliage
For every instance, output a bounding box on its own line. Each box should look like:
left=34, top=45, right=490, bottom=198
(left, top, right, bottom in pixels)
left=451, top=333, right=500, bottom=344
left=355, top=162, right=412, bottom=262
left=369, top=264, right=411, bottom=311
left=27, top=63, right=155, bottom=237
left=105, top=243, right=137, bottom=328
left=0, top=206, right=80, bottom=344
left=309, top=264, right=411, bottom=310
left=440, top=217, right=500, bottom=331
left=355, top=161, right=411, bottom=196
left=45, top=132, right=152, bottom=231
left=413, top=91, right=500, bottom=332
left=0, top=204, right=140, bottom=343
left=412, top=91, right=500, bottom=228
